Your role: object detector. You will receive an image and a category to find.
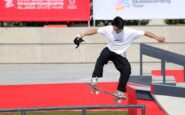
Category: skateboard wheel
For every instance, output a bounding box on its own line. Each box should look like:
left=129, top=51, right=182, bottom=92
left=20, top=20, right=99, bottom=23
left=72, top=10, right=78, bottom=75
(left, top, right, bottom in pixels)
left=114, top=98, right=122, bottom=103
left=95, top=91, right=99, bottom=95
left=91, top=90, right=99, bottom=95
left=117, top=99, right=122, bottom=103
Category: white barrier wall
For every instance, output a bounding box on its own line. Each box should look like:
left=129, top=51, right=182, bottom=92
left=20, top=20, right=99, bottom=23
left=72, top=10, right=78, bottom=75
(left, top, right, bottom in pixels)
left=93, top=0, right=185, bottom=20
left=0, top=26, right=185, bottom=65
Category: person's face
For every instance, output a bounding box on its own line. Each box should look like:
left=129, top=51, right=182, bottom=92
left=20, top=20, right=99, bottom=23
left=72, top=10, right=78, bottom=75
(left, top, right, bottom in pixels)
left=113, top=26, right=122, bottom=33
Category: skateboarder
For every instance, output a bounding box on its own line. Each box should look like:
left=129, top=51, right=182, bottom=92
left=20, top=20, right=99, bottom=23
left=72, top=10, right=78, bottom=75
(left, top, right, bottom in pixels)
left=74, top=16, right=165, bottom=98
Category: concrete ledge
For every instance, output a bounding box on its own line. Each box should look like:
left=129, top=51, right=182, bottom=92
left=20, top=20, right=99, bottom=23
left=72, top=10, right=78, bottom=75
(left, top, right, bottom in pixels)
left=152, top=76, right=176, bottom=85
left=128, top=76, right=152, bottom=86
left=151, top=83, right=185, bottom=98
left=1, top=26, right=185, bottom=43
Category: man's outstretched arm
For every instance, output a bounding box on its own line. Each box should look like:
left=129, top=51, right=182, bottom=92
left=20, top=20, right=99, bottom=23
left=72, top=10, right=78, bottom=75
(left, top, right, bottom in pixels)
left=80, top=29, right=98, bottom=38
left=144, top=31, right=165, bottom=43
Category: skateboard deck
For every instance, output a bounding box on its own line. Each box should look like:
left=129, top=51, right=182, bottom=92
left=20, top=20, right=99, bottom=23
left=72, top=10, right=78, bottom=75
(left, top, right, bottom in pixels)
left=87, top=83, right=127, bottom=103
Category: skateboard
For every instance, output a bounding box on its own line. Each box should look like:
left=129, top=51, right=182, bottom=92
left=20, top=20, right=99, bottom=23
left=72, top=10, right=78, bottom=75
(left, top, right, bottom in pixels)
left=87, top=83, right=127, bottom=103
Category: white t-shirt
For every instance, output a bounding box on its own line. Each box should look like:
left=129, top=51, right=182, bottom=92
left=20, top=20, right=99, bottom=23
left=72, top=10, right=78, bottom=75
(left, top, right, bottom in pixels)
left=97, top=25, right=145, bottom=57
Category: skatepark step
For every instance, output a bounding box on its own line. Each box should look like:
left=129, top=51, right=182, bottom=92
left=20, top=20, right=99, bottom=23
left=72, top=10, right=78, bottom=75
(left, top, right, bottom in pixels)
left=127, top=84, right=153, bottom=100
left=128, top=76, right=152, bottom=86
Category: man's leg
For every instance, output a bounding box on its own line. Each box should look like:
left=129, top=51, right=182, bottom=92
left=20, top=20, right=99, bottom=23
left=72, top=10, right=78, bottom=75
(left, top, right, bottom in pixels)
left=92, top=47, right=110, bottom=78
left=91, top=47, right=110, bottom=85
left=112, top=53, right=131, bottom=92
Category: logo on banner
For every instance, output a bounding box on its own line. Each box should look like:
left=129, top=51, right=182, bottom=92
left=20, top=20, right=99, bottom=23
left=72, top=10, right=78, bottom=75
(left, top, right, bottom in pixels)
left=115, top=0, right=131, bottom=11
left=68, top=0, right=77, bottom=9
left=4, top=0, right=14, bottom=8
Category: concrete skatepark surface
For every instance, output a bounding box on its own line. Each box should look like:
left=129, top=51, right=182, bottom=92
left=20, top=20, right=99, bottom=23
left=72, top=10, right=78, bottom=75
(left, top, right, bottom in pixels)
left=0, top=64, right=120, bottom=85
left=0, top=63, right=152, bottom=85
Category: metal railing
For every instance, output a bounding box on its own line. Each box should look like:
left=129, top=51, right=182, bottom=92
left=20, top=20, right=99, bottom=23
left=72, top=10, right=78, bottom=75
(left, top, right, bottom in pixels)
left=0, top=104, right=145, bottom=115
left=140, top=43, right=185, bottom=83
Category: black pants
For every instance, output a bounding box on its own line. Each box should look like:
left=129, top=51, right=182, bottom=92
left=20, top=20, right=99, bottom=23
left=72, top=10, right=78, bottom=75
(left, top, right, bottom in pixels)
left=92, top=47, right=131, bottom=92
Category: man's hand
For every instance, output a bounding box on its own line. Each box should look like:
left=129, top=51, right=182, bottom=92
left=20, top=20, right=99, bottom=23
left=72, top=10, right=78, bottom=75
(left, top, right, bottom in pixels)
left=73, top=34, right=84, bottom=48
left=73, top=30, right=97, bottom=48
left=156, top=36, right=165, bottom=43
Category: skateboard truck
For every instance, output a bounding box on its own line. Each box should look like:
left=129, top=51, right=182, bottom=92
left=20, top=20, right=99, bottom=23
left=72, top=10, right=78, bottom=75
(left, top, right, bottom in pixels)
left=88, top=84, right=100, bottom=95
left=92, top=89, right=100, bottom=95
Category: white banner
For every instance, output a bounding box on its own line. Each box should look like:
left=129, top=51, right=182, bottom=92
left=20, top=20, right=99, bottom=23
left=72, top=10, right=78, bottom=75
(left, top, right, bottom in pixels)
left=93, top=0, right=185, bottom=20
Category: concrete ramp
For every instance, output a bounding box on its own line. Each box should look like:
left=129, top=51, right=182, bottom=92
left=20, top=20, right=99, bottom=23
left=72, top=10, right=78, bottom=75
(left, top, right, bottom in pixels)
left=153, top=94, right=185, bottom=115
